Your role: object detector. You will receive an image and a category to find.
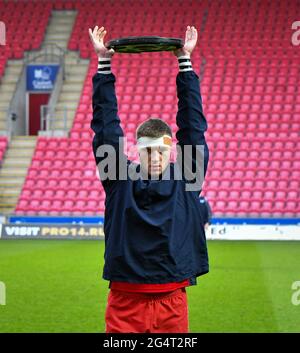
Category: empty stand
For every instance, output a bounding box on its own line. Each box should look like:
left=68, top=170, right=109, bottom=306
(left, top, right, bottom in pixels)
left=7, top=0, right=299, bottom=217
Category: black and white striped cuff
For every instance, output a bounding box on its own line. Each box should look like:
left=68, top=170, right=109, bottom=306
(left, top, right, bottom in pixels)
left=98, top=57, right=112, bottom=74
left=178, top=55, right=193, bottom=72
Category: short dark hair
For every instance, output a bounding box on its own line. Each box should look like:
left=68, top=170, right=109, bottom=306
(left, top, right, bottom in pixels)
left=136, top=118, right=172, bottom=139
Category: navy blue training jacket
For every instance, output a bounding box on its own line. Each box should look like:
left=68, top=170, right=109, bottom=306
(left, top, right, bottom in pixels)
left=91, top=69, right=209, bottom=285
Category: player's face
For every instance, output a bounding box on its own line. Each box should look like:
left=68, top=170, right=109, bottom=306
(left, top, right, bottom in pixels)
left=139, top=146, right=171, bottom=178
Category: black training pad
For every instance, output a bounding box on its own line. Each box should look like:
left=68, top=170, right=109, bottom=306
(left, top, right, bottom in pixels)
left=106, top=36, right=183, bottom=53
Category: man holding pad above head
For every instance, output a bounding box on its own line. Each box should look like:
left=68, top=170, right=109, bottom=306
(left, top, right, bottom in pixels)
left=89, top=25, right=209, bottom=333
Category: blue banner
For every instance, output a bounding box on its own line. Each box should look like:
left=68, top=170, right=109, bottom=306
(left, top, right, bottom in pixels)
left=7, top=216, right=299, bottom=226
left=26, top=64, right=59, bottom=91
left=9, top=216, right=104, bottom=225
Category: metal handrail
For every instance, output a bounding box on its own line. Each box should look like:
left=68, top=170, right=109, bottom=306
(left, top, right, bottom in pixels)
left=40, top=104, right=68, bottom=133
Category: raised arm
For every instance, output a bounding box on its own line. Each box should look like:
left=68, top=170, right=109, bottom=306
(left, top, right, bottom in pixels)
left=89, top=26, right=128, bottom=190
left=174, top=26, right=209, bottom=192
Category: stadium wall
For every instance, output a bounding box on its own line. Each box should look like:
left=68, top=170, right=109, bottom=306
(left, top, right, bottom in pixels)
left=0, top=217, right=299, bottom=241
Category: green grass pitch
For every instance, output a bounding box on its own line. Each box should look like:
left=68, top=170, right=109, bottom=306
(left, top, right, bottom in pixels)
left=0, top=239, right=299, bottom=332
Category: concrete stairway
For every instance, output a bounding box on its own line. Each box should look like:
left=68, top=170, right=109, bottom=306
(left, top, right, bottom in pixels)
left=40, top=10, right=89, bottom=131
left=0, top=136, right=37, bottom=214
left=42, top=10, right=77, bottom=50
left=52, top=51, right=89, bottom=130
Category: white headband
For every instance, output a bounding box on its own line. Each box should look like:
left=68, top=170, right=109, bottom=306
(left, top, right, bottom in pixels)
left=137, top=135, right=172, bottom=150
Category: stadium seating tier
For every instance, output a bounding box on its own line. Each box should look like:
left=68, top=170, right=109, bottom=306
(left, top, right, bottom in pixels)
left=1, top=0, right=298, bottom=216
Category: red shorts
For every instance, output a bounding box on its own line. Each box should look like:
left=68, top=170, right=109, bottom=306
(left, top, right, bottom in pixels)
left=105, top=287, right=189, bottom=333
